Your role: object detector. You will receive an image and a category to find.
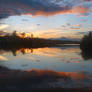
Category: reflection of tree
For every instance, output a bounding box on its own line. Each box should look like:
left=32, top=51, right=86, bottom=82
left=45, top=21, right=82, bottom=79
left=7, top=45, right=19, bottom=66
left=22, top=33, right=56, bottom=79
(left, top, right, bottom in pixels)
left=20, top=48, right=33, bottom=55
left=81, top=50, right=92, bottom=60
left=80, top=31, right=92, bottom=60
left=9, top=48, right=34, bottom=56
left=31, top=49, right=33, bottom=53
left=11, top=49, right=17, bottom=56
left=21, top=49, right=25, bottom=55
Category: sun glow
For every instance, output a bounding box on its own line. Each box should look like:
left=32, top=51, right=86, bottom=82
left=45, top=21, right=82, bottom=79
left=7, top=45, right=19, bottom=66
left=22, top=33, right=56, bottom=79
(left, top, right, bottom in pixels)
left=17, top=32, right=34, bottom=38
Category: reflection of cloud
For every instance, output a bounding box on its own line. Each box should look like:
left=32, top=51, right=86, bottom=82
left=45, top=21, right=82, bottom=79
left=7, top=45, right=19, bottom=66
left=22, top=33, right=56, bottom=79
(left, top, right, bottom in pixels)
left=0, top=47, right=82, bottom=64
left=27, top=69, right=89, bottom=80
left=0, top=50, right=6, bottom=55
left=0, top=66, right=91, bottom=88
left=30, top=47, right=80, bottom=58
left=28, top=56, right=35, bottom=60
left=0, top=56, right=8, bottom=61
left=0, top=0, right=92, bottom=19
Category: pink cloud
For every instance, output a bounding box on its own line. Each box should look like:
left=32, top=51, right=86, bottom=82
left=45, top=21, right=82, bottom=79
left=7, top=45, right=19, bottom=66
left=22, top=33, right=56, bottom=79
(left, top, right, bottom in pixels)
left=0, top=0, right=92, bottom=19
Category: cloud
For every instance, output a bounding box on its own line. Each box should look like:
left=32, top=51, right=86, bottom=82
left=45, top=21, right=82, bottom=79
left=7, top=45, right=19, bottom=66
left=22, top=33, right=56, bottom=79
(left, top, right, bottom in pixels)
left=71, top=27, right=80, bottom=30
left=0, top=56, right=8, bottom=61
left=22, top=19, right=29, bottom=22
left=75, top=24, right=82, bottom=27
left=83, top=0, right=92, bottom=1
left=0, top=30, right=6, bottom=35
left=77, top=31, right=91, bottom=35
left=74, top=24, right=82, bottom=27
left=36, top=29, right=61, bottom=38
left=60, top=23, right=82, bottom=30
left=70, top=24, right=83, bottom=30
left=80, top=19, right=88, bottom=22
left=69, top=5, right=91, bottom=14
left=0, top=0, right=92, bottom=19
left=66, top=23, right=71, bottom=26
left=29, top=26, right=37, bottom=30
left=0, top=24, right=9, bottom=30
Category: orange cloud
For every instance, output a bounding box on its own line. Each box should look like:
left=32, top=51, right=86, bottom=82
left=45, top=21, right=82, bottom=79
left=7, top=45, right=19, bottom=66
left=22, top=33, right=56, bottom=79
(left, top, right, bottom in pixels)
left=25, top=5, right=90, bottom=17
left=0, top=0, right=92, bottom=19
left=69, top=5, right=89, bottom=14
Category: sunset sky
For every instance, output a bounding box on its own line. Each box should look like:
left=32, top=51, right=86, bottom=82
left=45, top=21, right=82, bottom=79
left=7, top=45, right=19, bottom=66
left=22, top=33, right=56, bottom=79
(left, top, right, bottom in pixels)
left=0, top=0, right=92, bottom=39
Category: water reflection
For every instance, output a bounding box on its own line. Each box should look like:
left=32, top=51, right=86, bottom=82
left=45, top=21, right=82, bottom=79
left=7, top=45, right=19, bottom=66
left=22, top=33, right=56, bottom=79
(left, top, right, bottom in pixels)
left=0, top=46, right=91, bottom=72
left=81, top=49, right=92, bottom=60
left=0, top=46, right=92, bottom=89
left=11, top=48, right=34, bottom=56
left=0, top=46, right=82, bottom=64
left=0, top=66, right=92, bottom=88
left=0, top=46, right=91, bottom=61
left=0, top=48, right=34, bottom=56
left=0, top=46, right=79, bottom=56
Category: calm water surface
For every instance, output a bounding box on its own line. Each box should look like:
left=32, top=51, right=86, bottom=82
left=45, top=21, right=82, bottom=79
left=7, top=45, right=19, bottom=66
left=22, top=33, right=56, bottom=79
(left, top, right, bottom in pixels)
left=0, top=46, right=92, bottom=88
left=0, top=46, right=92, bottom=72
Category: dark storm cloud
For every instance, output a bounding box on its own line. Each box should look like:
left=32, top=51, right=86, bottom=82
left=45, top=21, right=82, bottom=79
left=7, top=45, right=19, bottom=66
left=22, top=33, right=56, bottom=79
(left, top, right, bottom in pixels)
left=0, top=0, right=92, bottom=19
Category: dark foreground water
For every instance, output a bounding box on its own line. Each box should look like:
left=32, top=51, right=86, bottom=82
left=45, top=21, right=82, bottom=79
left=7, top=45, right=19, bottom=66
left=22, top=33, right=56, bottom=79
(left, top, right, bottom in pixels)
left=0, top=46, right=92, bottom=89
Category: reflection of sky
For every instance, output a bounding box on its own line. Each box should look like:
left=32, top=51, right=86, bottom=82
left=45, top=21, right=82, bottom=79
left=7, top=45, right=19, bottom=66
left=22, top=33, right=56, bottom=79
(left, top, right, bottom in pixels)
left=0, top=67, right=92, bottom=88
left=0, top=47, right=92, bottom=74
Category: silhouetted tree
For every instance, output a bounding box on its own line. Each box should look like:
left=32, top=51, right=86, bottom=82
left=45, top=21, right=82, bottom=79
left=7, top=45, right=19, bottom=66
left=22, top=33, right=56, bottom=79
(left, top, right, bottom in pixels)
left=12, top=31, right=17, bottom=37
left=80, top=32, right=92, bottom=50
left=80, top=31, right=92, bottom=60
left=21, top=32, right=26, bottom=38
left=31, top=34, right=33, bottom=38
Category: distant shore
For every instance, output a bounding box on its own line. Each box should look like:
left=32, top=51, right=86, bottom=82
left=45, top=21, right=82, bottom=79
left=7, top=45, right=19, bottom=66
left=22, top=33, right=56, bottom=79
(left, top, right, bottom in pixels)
left=0, top=35, right=80, bottom=49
